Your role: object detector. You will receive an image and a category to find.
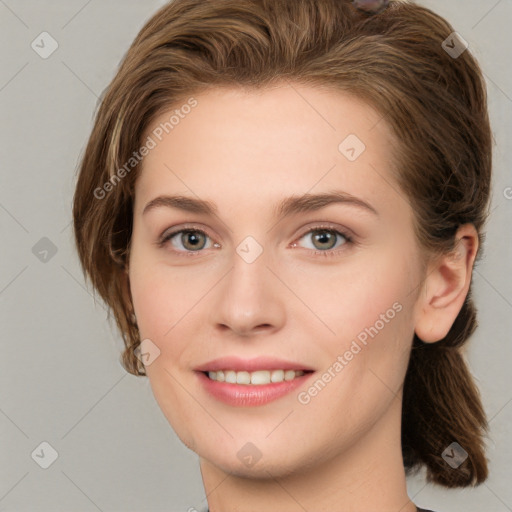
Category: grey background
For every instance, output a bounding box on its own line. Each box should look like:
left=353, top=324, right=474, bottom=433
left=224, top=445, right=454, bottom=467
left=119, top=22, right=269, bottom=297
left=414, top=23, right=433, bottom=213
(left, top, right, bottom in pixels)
left=0, top=1, right=511, bottom=511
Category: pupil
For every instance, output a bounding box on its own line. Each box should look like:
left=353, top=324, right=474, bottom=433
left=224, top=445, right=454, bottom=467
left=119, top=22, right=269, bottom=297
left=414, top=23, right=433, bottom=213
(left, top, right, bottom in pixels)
left=183, top=231, right=205, bottom=250
left=314, top=230, right=335, bottom=250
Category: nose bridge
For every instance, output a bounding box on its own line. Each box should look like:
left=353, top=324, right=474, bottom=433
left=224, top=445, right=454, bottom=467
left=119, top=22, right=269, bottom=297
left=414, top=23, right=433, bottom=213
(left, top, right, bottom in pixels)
left=211, top=239, right=285, bottom=335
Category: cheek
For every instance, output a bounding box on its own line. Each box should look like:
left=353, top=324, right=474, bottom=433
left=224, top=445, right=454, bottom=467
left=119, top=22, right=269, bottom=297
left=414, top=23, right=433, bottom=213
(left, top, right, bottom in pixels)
left=296, top=284, right=415, bottom=439
left=307, top=247, right=417, bottom=386
left=128, top=243, right=199, bottom=340
left=130, top=270, right=172, bottom=339
left=299, top=250, right=413, bottom=339
left=128, top=231, right=221, bottom=328
left=128, top=259, right=191, bottom=379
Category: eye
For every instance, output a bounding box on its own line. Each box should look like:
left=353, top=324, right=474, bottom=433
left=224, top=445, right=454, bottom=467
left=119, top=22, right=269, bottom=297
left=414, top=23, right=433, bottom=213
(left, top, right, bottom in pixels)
left=157, top=224, right=353, bottom=257
left=159, top=228, right=216, bottom=253
left=293, top=226, right=352, bottom=254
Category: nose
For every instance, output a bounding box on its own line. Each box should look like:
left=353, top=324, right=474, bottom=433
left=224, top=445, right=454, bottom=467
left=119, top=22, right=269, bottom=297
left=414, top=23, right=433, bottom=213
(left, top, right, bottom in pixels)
left=210, top=248, right=286, bottom=338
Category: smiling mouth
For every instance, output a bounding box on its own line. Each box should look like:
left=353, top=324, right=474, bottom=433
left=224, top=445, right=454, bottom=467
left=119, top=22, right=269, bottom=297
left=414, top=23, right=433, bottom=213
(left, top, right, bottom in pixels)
left=203, top=369, right=313, bottom=385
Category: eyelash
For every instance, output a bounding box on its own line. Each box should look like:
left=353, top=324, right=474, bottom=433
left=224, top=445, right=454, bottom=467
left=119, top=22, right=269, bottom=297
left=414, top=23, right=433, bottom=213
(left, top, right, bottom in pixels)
left=156, top=224, right=354, bottom=258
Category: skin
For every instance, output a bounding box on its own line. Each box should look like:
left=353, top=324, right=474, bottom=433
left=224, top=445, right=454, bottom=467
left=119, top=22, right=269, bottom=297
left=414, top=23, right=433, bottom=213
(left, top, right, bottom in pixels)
left=126, top=83, right=478, bottom=512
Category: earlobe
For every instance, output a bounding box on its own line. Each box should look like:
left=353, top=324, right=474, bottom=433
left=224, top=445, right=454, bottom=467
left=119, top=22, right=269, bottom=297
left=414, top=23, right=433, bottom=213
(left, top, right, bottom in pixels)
left=414, top=224, right=479, bottom=343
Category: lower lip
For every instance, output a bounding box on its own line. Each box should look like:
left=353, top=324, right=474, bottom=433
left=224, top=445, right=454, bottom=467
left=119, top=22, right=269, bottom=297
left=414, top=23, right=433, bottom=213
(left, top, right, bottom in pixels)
left=196, top=371, right=314, bottom=407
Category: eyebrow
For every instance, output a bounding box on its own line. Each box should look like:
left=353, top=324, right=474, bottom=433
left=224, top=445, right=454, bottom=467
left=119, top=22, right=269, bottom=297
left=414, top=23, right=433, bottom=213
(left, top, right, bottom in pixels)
left=142, top=190, right=379, bottom=218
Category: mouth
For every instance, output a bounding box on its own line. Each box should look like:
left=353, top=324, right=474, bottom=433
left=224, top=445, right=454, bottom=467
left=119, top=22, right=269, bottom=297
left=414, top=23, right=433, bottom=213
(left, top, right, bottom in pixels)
left=194, top=357, right=315, bottom=407
left=202, top=369, right=313, bottom=385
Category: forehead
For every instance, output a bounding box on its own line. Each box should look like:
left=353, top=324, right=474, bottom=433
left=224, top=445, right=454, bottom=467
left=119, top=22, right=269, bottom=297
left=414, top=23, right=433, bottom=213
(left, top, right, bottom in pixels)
left=134, top=83, right=404, bottom=218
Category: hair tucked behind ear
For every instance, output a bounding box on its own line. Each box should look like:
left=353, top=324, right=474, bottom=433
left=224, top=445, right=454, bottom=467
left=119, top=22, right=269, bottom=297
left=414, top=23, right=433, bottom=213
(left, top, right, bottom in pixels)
left=402, top=287, right=489, bottom=486
left=72, top=0, right=492, bottom=487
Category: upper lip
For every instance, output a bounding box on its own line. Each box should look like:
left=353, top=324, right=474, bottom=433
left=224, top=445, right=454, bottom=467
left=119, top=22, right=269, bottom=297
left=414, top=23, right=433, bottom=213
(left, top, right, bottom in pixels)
left=194, top=356, right=315, bottom=373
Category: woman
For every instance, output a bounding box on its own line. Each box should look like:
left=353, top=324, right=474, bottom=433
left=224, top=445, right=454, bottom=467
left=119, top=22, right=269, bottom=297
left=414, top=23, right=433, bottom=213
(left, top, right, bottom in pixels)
left=73, top=0, right=491, bottom=510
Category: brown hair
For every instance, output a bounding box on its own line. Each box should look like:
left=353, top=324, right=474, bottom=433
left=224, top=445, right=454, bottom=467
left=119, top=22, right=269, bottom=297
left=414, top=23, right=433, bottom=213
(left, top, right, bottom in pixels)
left=72, top=0, right=492, bottom=487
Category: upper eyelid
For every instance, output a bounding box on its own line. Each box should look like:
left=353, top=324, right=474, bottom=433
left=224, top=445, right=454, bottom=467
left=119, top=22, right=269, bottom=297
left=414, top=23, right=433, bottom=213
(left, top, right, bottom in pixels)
left=160, top=223, right=214, bottom=242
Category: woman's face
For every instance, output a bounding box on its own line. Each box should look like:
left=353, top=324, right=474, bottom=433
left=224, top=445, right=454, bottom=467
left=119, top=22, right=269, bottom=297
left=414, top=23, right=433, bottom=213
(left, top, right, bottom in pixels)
left=128, top=84, right=425, bottom=476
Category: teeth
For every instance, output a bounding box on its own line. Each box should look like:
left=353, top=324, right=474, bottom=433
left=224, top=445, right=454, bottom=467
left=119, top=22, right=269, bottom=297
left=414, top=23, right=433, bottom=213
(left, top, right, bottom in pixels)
left=207, top=369, right=305, bottom=385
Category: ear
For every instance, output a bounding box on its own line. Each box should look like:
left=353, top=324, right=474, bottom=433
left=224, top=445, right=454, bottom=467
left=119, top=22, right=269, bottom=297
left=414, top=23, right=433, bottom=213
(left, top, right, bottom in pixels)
left=414, top=224, right=479, bottom=343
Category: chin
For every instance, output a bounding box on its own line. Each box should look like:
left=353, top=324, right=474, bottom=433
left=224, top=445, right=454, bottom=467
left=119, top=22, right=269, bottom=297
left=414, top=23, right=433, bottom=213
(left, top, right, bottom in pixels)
left=194, top=432, right=317, bottom=478
left=201, top=450, right=306, bottom=480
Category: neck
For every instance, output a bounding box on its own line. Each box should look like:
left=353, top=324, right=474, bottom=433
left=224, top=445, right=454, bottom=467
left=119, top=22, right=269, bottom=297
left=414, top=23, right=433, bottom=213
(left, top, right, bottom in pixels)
left=199, top=397, right=417, bottom=512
